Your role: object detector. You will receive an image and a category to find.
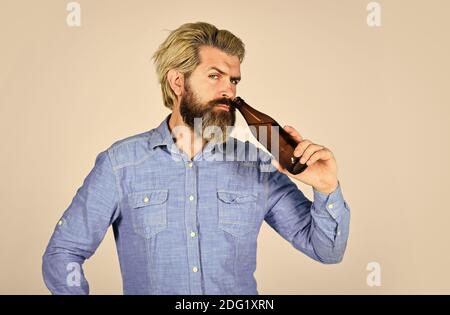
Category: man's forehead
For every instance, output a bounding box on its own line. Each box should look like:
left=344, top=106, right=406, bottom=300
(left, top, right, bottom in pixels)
left=197, top=46, right=240, bottom=73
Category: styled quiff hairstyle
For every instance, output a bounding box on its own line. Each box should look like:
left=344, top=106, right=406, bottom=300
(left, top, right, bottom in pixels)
left=152, top=22, right=245, bottom=110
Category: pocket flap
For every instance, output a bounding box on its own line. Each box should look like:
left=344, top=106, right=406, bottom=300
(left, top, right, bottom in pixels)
left=129, top=189, right=168, bottom=208
left=217, top=190, right=257, bottom=204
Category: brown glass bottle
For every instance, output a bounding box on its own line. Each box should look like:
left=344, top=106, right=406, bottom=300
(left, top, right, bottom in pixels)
left=231, top=96, right=307, bottom=175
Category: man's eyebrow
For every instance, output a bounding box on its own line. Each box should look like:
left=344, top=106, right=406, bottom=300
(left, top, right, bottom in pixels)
left=208, top=66, right=241, bottom=81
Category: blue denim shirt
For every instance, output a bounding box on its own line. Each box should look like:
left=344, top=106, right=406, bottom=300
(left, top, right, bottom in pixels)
left=42, top=114, right=351, bottom=295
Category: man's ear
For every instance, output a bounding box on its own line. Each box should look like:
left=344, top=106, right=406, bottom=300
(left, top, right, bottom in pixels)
left=167, top=69, right=185, bottom=97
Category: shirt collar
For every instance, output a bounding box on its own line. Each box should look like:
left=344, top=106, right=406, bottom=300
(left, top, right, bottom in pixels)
left=149, top=114, right=175, bottom=150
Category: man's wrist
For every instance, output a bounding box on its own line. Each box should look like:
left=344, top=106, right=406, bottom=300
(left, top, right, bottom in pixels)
left=313, top=180, right=339, bottom=195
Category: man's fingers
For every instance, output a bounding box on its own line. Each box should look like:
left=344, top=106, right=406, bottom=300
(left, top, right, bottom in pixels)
left=283, top=125, right=303, bottom=143
left=293, top=140, right=313, bottom=157
left=305, top=148, right=333, bottom=165
left=298, top=144, right=324, bottom=163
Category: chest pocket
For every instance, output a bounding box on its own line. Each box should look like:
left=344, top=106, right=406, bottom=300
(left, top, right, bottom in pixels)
left=128, top=189, right=168, bottom=239
left=217, top=190, right=259, bottom=237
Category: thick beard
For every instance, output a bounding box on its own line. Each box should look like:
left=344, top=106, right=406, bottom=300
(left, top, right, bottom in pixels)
left=179, top=80, right=236, bottom=144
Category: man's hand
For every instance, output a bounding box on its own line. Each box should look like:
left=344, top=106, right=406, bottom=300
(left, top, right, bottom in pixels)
left=271, top=125, right=339, bottom=195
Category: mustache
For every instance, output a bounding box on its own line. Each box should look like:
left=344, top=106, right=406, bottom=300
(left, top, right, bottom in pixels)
left=207, top=98, right=233, bottom=108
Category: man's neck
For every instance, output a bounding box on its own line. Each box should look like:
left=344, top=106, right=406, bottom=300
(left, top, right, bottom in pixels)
left=168, top=109, right=207, bottom=160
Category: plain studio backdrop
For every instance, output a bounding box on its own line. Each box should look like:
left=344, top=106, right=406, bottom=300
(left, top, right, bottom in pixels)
left=0, top=0, right=449, bottom=294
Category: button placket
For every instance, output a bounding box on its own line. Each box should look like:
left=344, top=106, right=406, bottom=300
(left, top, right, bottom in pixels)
left=184, top=158, right=202, bottom=293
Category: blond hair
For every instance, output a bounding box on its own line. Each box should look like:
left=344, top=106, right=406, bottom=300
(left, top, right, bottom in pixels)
left=152, top=22, right=245, bottom=110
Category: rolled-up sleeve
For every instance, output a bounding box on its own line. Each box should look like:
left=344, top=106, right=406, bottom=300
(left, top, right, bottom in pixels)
left=42, top=149, right=120, bottom=294
left=264, top=170, right=350, bottom=264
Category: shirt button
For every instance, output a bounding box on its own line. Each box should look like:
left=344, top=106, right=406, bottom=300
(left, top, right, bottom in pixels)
left=188, top=162, right=193, bottom=168
left=190, top=231, right=196, bottom=237
left=192, top=266, right=199, bottom=273
left=143, top=196, right=149, bottom=203
left=337, top=230, right=341, bottom=236
left=327, top=203, right=334, bottom=209
left=58, top=220, right=63, bottom=226
left=189, top=195, right=194, bottom=201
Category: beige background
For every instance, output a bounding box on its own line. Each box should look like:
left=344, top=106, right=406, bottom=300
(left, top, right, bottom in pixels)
left=1, top=0, right=449, bottom=294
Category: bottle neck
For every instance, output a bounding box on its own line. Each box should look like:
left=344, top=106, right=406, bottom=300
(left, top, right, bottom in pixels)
left=231, top=97, right=244, bottom=110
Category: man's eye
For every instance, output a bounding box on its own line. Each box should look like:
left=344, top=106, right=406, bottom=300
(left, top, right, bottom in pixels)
left=208, top=74, right=219, bottom=80
left=231, top=80, right=239, bottom=85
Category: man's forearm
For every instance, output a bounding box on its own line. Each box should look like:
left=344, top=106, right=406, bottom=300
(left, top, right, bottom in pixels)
left=42, top=250, right=90, bottom=295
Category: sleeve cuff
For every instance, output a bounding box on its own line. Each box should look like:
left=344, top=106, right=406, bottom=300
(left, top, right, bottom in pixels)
left=312, top=181, right=346, bottom=220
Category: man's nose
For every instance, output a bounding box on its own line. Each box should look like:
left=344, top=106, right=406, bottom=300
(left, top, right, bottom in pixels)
left=220, top=82, right=236, bottom=100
